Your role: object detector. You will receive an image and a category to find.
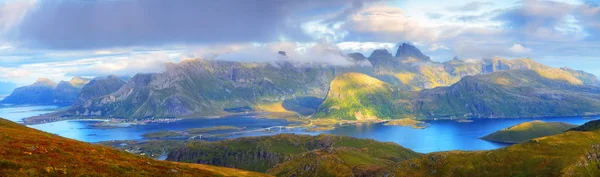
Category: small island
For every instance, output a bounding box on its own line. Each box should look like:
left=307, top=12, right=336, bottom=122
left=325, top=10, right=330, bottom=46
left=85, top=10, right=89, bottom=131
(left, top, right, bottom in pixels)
left=481, top=120, right=577, bottom=144
left=384, top=118, right=428, bottom=129
left=141, top=126, right=244, bottom=139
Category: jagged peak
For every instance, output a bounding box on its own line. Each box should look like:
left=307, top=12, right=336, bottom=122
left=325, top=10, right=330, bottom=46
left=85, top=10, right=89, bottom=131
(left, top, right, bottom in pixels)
left=395, top=43, right=431, bottom=62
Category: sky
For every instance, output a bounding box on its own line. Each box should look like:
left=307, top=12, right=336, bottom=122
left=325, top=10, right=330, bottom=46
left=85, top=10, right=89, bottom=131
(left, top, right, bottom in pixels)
left=0, top=0, right=599, bottom=86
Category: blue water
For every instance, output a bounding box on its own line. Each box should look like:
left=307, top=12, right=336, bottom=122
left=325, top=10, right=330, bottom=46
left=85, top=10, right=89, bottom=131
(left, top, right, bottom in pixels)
left=1, top=106, right=597, bottom=153
left=28, top=116, right=294, bottom=143
left=327, top=117, right=597, bottom=153
left=0, top=105, right=59, bottom=123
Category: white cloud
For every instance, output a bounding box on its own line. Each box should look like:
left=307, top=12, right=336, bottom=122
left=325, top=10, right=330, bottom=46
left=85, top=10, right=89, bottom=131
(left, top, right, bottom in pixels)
left=189, top=42, right=360, bottom=67
left=336, top=42, right=395, bottom=54
left=509, top=43, right=532, bottom=53
left=344, top=5, right=437, bottom=43
left=65, top=52, right=183, bottom=77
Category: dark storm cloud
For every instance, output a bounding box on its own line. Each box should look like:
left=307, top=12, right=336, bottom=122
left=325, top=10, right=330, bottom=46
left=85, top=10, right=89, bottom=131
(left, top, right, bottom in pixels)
left=13, top=0, right=376, bottom=49
left=492, top=0, right=587, bottom=41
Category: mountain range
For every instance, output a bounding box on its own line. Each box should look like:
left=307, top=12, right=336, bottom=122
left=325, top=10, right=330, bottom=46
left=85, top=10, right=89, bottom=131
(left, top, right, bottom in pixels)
left=6, top=43, right=600, bottom=122
left=1, top=77, right=90, bottom=105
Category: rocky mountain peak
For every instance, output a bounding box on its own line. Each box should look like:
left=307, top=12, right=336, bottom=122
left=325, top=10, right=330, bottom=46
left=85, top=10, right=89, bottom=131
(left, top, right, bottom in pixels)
left=369, top=49, right=393, bottom=59
left=107, top=75, right=120, bottom=79
left=69, top=77, right=91, bottom=88
left=278, top=51, right=287, bottom=56
left=32, top=78, right=57, bottom=88
left=347, top=52, right=367, bottom=61
left=395, top=43, right=431, bottom=62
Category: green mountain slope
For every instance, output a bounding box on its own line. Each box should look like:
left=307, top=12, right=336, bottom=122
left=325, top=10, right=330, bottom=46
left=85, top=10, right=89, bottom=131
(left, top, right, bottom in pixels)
left=316, top=69, right=600, bottom=121
left=416, top=69, right=600, bottom=119
left=0, top=117, right=269, bottom=177
left=60, top=60, right=334, bottom=119
left=313, top=73, right=414, bottom=120
left=481, top=121, right=577, bottom=143
left=167, top=134, right=420, bottom=173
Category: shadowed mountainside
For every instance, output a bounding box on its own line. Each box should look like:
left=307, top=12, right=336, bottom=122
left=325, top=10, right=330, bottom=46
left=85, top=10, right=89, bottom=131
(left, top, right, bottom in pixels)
left=1, top=77, right=90, bottom=105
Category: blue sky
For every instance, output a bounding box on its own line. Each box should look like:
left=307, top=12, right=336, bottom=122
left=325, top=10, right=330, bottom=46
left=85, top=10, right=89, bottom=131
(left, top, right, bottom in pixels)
left=0, top=0, right=599, bottom=85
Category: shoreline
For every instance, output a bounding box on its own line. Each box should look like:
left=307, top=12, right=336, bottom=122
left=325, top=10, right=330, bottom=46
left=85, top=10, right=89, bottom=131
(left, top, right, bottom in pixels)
left=18, top=105, right=600, bottom=129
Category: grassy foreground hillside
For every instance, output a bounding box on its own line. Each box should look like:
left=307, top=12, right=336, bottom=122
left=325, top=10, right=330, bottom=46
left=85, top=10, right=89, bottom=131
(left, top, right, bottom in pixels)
left=0, top=117, right=269, bottom=177
left=481, top=121, right=577, bottom=143
left=167, top=134, right=421, bottom=173
left=394, top=127, right=600, bottom=177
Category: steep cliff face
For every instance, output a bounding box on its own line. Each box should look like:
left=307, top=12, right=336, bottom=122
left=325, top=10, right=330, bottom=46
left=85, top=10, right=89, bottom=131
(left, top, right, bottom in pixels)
left=65, top=59, right=335, bottom=118
left=167, top=134, right=420, bottom=173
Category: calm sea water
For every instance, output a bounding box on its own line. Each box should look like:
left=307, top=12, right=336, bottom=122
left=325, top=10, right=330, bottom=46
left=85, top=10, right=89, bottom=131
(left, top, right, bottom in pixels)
left=1, top=105, right=597, bottom=153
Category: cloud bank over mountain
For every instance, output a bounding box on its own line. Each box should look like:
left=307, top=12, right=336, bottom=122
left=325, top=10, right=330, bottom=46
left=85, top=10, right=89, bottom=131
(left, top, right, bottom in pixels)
left=0, top=0, right=599, bottom=85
